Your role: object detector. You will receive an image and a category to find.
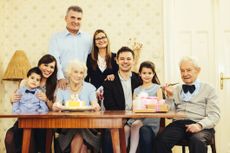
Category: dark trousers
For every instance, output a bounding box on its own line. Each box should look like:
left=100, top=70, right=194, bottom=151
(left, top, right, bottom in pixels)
left=101, top=129, right=112, bottom=153
left=154, top=120, right=214, bottom=153
left=102, top=125, right=155, bottom=153
left=5, top=121, right=47, bottom=153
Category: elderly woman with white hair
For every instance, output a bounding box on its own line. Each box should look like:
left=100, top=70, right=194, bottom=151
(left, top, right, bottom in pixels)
left=52, top=60, right=101, bottom=153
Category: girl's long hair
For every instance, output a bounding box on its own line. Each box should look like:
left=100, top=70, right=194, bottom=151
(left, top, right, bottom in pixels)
left=138, top=61, right=160, bottom=85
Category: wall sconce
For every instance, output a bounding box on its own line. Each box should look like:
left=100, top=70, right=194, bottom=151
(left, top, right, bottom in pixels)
left=2, top=50, right=31, bottom=82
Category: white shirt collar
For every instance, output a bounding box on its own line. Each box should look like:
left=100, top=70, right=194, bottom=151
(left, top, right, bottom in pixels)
left=118, top=71, right=132, bottom=81
left=64, top=28, right=82, bottom=36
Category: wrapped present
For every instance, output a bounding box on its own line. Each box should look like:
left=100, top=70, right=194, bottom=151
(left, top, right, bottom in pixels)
left=145, top=103, right=168, bottom=112
left=133, top=96, right=168, bottom=113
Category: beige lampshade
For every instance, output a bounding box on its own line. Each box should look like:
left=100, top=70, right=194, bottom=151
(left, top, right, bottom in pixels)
left=3, top=50, right=31, bottom=81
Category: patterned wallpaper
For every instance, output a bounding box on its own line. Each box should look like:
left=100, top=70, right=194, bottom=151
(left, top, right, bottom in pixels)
left=0, top=0, right=163, bottom=152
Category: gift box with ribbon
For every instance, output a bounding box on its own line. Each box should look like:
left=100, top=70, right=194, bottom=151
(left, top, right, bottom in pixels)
left=133, top=96, right=168, bottom=113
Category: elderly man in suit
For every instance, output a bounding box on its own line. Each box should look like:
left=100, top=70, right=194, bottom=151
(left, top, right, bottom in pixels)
left=154, top=56, right=220, bottom=153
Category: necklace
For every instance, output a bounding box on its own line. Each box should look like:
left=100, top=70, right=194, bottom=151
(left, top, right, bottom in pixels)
left=97, top=54, right=106, bottom=72
left=69, top=84, right=83, bottom=101
left=70, top=83, right=83, bottom=93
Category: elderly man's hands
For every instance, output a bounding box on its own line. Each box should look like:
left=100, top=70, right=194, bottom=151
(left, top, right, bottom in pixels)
left=185, top=123, right=203, bottom=133
left=162, top=84, right=174, bottom=97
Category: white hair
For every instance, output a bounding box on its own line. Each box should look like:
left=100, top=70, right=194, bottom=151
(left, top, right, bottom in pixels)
left=179, top=56, right=201, bottom=69
left=65, top=60, right=87, bottom=78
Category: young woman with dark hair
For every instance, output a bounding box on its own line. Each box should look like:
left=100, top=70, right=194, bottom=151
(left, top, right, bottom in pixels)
left=5, top=54, right=57, bottom=153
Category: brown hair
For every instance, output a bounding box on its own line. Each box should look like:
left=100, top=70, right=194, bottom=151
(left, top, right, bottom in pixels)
left=138, top=61, right=160, bottom=85
left=116, top=46, right=135, bottom=59
left=91, top=29, right=112, bottom=70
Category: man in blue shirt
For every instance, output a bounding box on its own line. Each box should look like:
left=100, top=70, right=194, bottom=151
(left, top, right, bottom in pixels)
left=49, top=5, right=92, bottom=89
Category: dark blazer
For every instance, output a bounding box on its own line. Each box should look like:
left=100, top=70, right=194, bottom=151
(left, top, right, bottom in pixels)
left=85, top=53, right=119, bottom=89
left=103, top=72, right=141, bottom=110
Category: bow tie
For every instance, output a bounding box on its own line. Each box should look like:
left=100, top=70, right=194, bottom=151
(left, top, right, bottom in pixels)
left=25, top=89, right=35, bottom=94
left=182, top=84, right=196, bottom=94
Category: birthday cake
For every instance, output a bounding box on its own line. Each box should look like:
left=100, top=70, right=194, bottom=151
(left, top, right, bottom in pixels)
left=64, top=93, right=88, bottom=109
left=65, top=100, right=86, bottom=108
left=133, top=93, right=168, bottom=113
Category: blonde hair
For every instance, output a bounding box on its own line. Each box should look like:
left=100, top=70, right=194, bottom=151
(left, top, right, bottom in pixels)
left=65, top=60, right=87, bottom=78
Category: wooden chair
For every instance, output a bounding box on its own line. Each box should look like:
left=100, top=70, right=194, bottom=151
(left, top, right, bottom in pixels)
left=175, top=133, right=216, bottom=153
left=158, top=118, right=166, bottom=135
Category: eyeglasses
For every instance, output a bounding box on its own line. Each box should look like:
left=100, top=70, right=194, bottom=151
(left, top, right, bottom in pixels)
left=95, top=36, right=107, bottom=41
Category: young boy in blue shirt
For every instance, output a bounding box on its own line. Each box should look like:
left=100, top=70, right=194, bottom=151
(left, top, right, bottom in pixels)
left=12, top=67, right=48, bottom=113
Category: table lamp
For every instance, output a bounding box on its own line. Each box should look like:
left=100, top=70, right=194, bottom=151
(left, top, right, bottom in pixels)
left=2, top=50, right=31, bottom=82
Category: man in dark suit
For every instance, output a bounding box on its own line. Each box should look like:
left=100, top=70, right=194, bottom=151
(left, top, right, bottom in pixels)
left=103, top=46, right=140, bottom=110
left=102, top=46, right=153, bottom=153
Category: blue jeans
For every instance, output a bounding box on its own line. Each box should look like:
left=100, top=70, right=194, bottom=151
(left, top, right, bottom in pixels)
left=139, top=125, right=156, bottom=153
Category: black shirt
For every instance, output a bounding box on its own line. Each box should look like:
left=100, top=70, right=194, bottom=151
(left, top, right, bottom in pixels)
left=85, top=53, right=119, bottom=89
